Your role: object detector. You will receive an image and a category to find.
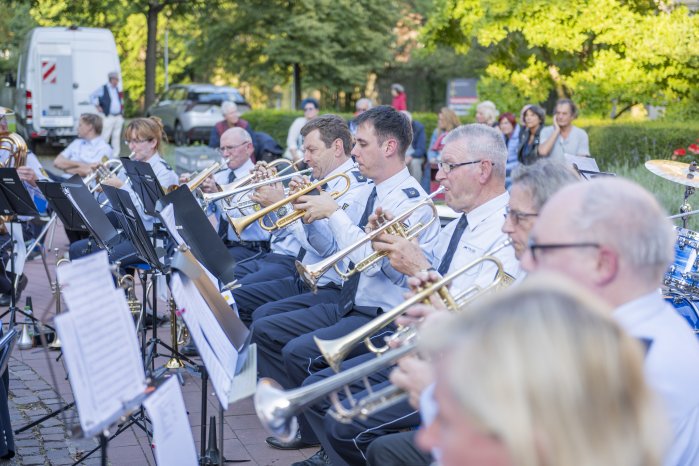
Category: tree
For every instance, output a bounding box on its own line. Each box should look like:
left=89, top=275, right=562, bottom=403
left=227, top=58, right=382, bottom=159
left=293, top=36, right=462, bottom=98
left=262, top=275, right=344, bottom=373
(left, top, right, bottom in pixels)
left=202, top=0, right=400, bottom=109
left=0, top=0, right=37, bottom=79
left=423, top=0, right=699, bottom=117
left=30, top=0, right=212, bottom=111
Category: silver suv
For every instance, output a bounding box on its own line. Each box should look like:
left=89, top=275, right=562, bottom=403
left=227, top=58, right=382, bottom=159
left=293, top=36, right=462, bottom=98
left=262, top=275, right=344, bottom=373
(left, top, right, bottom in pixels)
left=146, top=84, right=251, bottom=146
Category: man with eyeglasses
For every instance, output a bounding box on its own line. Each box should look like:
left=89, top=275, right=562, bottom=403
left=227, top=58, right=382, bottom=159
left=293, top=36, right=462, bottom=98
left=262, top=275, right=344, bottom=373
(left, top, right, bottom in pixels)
left=200, top=127, right=274, bottom=262
left=523, top=177, right=699, bottom=465
left=286, top=98, right=319, bottom=162
left=502, top=160, right=580, bottom=261
left=300, top=123, right=521, bottom=466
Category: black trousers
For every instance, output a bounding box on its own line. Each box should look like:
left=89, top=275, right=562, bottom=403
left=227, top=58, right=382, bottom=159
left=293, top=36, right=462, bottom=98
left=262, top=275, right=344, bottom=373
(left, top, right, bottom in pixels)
left=366, top=430, right=432, bottom=466
left=234, top=253, right=297, bottom=285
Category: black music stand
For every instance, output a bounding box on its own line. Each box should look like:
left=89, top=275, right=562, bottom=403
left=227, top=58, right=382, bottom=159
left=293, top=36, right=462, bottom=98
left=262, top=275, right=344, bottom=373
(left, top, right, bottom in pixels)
left=61, top=179, right=121, bottom=254
left=0, top=168, right=38, bottom=327
left=36, top=180, right=89, bottom=233
left=156, top=186, right=239, bottom=291
left=121, top=158, right=165, bottom=216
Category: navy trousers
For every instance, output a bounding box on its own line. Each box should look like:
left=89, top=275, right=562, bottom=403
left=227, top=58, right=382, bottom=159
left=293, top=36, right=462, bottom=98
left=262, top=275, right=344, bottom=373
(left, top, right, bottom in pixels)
left=366, top=430, right=432, bottom=466
left=234, top=253, right=297, bottom=285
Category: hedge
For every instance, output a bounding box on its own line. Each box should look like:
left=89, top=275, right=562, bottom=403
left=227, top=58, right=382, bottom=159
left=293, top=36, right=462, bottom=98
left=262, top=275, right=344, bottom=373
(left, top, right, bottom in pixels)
left=243, top=110, right=699, bottom=171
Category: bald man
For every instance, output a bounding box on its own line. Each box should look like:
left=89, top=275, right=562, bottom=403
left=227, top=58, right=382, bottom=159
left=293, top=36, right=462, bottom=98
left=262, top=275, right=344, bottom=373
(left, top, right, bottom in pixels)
left=522, top=177, right=699, bottom=465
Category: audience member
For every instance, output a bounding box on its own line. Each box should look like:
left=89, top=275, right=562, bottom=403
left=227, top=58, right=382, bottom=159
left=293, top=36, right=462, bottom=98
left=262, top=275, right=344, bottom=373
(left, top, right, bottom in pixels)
left=401, top=111, right=426, bottom=183
left=390, top=84, right=407, bottom=111
left=475, top=100, right=498, bottom=126
left=539, top=98, right=590, bottom=159
left=424, top=107, right=460, bottom=192
left=517, top=104, right=546, bottom=165
left=208, top=101, right=253, bottom=149
left=497, top=112, right=520, bottom=188
left=286, top=98, right=319, bottom=162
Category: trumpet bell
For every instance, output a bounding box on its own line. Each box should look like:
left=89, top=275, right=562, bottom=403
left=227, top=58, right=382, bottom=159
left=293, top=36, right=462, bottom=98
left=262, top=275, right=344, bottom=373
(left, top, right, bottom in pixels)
left=255, top=378, right=299, bottom=442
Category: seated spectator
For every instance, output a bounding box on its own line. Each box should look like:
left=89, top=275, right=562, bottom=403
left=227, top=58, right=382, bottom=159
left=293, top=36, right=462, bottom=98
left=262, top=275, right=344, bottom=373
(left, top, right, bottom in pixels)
left=53, top=113, right=113, bottom=178
left=417, top=276, right=668, bottom=466
left=208, top=101, right=253, bottom=149
left=349, top=98, right=373, bottom=134
left=497, top=112, right=520, bottom=188
left=401, top=111, right=427, bottom=183
left=285, top=98, right=319, bottom=162
left=391, top=83, right=407, bottom=111
left=539, top=98, right=590, bottom=160
left=475, top=100, right=499, bottom=127
left=517, top=104, right=546, bottom=165
left=423, top=107, right=460, bottom=192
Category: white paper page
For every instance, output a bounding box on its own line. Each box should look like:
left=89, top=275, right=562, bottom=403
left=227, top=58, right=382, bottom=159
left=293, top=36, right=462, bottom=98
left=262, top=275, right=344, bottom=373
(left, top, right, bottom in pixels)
left=54, top=252, right=146, bottom=436
left=158, top=203, right=185, bottom=246
left=143, top=377, right=198, bottom=466
left=229, top=344, right=257, bottom=404
left=170, top=273, right=235, bottom=407
left=8, top=222, right=26, bottom=275
left=56, top=298, right=146, bottom=435
left=57, top=251, right=115, bottom=306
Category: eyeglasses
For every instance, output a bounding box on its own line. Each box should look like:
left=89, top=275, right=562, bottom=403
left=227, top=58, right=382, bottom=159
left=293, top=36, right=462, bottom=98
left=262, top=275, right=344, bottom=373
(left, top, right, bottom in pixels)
left=125, top=138, right=152, bottom=144
left=217, top=141, right=249, bottom=154
left=504, top=206, right=538, bottom=226
left=303, top=107, right=316, bottom=112
left=527, top=239, right=600, bottom=262
left=437, top=159, right=485, bottom=174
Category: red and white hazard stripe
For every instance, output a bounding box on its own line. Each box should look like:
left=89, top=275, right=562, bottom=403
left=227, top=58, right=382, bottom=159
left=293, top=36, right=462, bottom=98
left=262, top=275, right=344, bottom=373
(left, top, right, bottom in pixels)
left=41, top=60, right=57, bottom=84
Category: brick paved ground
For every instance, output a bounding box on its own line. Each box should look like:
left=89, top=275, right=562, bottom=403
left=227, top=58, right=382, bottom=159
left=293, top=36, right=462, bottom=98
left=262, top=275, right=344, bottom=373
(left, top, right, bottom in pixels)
left=1, top=216, right=318, bottom=465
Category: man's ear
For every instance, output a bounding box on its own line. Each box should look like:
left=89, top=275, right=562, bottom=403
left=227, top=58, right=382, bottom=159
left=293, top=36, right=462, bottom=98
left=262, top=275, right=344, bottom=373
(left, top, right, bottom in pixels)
left=383, top=138, right=398, bottom=158
left=595, top=246, right=618, bottom=286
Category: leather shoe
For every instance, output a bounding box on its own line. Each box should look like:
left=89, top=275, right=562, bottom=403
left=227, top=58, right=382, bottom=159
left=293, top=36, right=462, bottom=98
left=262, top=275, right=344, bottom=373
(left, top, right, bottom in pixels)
left=265, top=431, right=319, bottom=450
left=291, top=448, right=332, bottom=466
left=180, top=340, right=199, bottom=357
left=0, top=275, right=28, bottom=307
left=0, top=294, right=9, bottom=307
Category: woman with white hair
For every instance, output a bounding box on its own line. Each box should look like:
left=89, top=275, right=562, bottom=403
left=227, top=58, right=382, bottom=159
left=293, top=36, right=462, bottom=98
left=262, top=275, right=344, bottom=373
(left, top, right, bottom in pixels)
left=208, top=100, right=253, bottom=149
left=475, top=100, right=499, bottom=127
left=417, top=276, right=668, bottom=466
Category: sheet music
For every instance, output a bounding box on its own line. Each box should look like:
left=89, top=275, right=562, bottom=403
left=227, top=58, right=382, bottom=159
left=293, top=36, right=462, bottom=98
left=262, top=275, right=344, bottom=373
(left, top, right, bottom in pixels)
left=143, top=377, right=198, bottom=466
left=565, top=154, right=600, bottom=172
left=54, top=251, right=146, bottom=436
left=56, top=251, right=115, bottom=310
left=170, top=272, right=236, bottom=407
left=229, top=344, right=257, bottom=404
left=7, top=222, right=26, bottom=275
left=158, top=203, right=185, bottom=246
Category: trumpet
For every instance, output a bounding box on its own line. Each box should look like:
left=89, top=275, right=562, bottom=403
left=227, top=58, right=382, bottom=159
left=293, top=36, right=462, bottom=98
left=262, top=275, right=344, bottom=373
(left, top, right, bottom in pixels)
left=85, top=152, right=136, bottom=193
left=185, top=161, right=223, bottom=191
left=297, top=187, right=444, bottom=292
left=229, top=172, right=351, bottom=236
left=315, top=239, right=515, bottom=372
left=256, top=342, right=416, bottom=441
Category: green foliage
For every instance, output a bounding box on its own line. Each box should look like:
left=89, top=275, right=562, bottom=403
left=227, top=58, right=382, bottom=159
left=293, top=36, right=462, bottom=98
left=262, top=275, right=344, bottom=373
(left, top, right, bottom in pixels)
left=423, top=0, right=699, bottom=117
left=0, top=1, right=37, bottom=77
left=580, top=120, right=699, bottom=172
left=199, top=0, right=400, bottom=106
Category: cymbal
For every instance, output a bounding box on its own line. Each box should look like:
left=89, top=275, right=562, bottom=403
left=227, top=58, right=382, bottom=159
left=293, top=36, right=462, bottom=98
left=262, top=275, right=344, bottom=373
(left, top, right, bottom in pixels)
left=645, top=159, right=699, bottom=188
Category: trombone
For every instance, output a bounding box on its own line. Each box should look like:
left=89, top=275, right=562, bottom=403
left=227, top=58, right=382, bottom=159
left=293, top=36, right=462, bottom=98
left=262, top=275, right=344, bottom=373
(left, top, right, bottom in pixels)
left=297, top=187, right=445, bottom=292
left=315, top=239, right=515, bottom=372
left=228, top=172, right=352, bottom=236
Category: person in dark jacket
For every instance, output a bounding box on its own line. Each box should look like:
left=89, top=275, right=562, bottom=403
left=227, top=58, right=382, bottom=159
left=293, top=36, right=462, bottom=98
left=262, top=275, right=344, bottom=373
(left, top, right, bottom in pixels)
left=517, top=105, right=546, bottom=165
left=401, top=111, right=427, bottom=183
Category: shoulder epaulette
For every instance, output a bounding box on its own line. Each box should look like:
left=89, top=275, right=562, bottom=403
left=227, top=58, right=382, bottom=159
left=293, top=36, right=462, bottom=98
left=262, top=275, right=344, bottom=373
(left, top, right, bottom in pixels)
left=402, top=187, right=420, bottom=198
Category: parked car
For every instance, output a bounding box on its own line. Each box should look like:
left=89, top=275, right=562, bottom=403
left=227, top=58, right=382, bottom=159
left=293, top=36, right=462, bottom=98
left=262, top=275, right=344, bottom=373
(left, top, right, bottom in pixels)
left=146, top=84, right=251, bottom=146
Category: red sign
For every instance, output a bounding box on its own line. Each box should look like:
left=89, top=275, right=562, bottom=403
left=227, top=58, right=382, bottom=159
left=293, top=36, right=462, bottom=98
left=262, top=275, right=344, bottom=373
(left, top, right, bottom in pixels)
left=41, top=60, right=57, bottom=84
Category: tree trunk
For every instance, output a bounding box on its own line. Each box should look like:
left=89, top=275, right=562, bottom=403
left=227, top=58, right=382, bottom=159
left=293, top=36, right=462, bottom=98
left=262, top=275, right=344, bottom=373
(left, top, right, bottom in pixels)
left=144, top=3, right=161, bottom=111
left=293, top=63, right=301, bottom=110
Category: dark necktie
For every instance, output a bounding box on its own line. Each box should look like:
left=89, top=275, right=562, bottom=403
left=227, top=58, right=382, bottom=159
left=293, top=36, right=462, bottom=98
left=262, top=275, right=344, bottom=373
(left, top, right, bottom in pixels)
left=218, top=170, right=237, bottom=239
left=437, top=214, right=468, bottom=275
left=339, top=186, right=377, bottom=310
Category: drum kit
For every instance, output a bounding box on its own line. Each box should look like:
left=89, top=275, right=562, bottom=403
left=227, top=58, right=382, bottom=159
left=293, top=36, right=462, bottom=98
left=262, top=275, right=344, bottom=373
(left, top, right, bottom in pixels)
left=646, top=159, right=699, bottom=334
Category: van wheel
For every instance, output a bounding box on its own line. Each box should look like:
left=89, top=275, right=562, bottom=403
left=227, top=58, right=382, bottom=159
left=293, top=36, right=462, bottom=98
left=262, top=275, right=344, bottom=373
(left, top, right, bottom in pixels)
left=174, top=121, right=188, bottom=146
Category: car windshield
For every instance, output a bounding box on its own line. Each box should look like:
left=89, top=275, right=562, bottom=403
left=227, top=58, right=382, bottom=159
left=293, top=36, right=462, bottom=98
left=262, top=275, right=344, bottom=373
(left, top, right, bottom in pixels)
left=190, top=91, right=243, bottom=104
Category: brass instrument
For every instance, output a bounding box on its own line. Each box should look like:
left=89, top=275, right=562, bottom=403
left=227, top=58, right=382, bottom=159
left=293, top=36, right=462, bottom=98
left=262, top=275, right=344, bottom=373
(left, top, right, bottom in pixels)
left=315, top=239, right=515, bottom=372
left=48, top=254, right=71, bottom=350
left=165, top=296, right=186, bottom=369
left=255, top=342, right=417, bottom=441
left=185, top=161, right=223, bottom=191
left=118, top=273, right=142, bottom=318
left=0, top=107, right=27, bottom=168
left=229, top=172, right=351, bottom=236
left=200, top=168, right=312, bottom=210
left=297, top=187, right=445, bottom=292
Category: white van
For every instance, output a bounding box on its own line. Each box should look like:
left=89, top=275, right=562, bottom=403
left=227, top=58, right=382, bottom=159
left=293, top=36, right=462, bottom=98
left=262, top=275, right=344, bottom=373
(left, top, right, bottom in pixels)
left=12, top=26, right=121, bottom=149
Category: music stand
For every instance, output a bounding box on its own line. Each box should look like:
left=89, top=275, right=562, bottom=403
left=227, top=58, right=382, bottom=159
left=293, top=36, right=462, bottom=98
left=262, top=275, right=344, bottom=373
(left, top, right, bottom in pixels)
left=36, top=180, right=89, bottom=233
left=121, top=158, right=165, bottom=216
left=156, top=186, right=239, bottom=290
left=61, top=180, right=121, bottom=254
left=0, top=168, right=39, bottom=327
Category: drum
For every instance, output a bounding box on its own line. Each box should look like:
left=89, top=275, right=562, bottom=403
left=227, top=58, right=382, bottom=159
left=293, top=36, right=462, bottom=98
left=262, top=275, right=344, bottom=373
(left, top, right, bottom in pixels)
left=664, top=227, right=699, bottom=295
left=664, top=294, right=699, bottom=336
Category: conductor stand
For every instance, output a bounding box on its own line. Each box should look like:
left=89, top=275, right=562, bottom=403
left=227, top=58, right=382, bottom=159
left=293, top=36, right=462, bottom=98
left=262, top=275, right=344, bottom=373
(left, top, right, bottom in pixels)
left=0, top=168, right=39, bottom=328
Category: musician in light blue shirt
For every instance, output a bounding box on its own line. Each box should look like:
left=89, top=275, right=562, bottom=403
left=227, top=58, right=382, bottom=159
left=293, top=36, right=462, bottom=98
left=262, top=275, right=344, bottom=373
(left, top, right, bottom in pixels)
left=53, top=113, right=112, bottom=178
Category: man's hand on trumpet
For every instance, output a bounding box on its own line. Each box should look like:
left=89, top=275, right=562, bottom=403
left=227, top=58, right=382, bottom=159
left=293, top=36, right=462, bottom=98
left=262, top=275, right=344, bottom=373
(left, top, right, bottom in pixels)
left=250, top=180, right=285, bottom=208
left=389, top=355, right=434, bottom=410
left=199, top=175, right=218, bottom=193
left=288, top=174, right=310, bottom=195
left=370, top=207, right=432, bottom=276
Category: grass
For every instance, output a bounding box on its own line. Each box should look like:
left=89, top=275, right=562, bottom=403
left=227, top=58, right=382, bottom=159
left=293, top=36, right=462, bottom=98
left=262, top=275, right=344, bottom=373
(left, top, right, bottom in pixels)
left=610, top=162, right=699, bottom=231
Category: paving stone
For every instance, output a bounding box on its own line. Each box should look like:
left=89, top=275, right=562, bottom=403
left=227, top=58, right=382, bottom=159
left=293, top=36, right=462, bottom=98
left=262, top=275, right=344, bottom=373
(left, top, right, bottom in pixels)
left=12, top=395, right=40, bottom=404
left=39, top=427, right=65, bottom=435
left=18, top=455, right=46, bottom=465
left=41, top=433, right=67, bottom=442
